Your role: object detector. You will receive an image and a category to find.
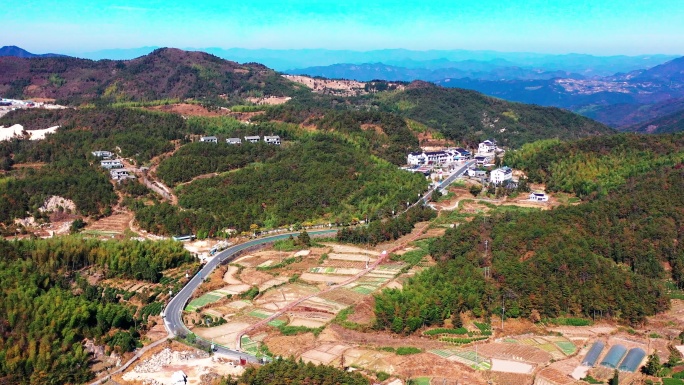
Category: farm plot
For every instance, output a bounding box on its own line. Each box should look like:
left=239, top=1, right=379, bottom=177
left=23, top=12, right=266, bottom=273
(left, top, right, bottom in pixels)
left=325, top=244, right=380, bottom=256
left=195, top=320, right=253, bottom=346
left=505, top=335, right=577, bottom=360
left=328, top=253, right=376, bottom=262
left=300, top=343, right=350, bottom=365
left=253, top=283, right=320, bottom=311
left=185, top=292, right=224, bottom=312
left=490, top=358, right=535, bottom=374
left=475, top=342, right=553, bottom=365
left=429, top=348, right=492, bottom=370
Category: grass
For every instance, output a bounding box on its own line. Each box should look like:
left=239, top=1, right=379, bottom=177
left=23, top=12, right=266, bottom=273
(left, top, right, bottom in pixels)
left=663, top=379, right=684, bottom=385
left=185, top=293, right=222, bottom=312
left=396, top=346, right=422, bottom=355
left=277, top=325, right=324, bottom=337
left=554, top=341, right=577, bottom=355
left=351, top=286, right=374, bottom=294
left=408, top=377, right=431, bottom=385
left=545, top=317, right=592, bottom=326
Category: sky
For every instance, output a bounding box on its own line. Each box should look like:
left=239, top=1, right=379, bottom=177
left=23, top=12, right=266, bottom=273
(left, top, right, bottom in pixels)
left=3, top=0, right=684, bottom=55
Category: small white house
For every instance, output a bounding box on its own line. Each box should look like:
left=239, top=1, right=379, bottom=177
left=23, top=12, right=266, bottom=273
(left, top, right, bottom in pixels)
left=226, top=137, right=242, bottom=145
left=529, top=191, right=549, bottom=202
left=478, top=140, right=497, bottom=154
left=474, top=155, right=493, bottom=166
left=451, top=147, right=471, bottom=161
left=110, top=169, right=135, bottom=181
left=244, top=135, right=260, bottom=143
left=264, top=135, right=281, bottom=145
left=100, top=159, right=123, bottom=169
left=490, top=166, right=513, bottom=185
left=200, top=136, right=218, bottom=143
left=91, top=150, right=113, bottom=159
left=407, top=152, right=427, bottom=166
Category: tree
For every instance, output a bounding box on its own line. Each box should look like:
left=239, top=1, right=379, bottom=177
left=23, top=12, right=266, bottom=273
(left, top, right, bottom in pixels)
left=70, top=219, right=86, bottom=234
left=250, top=223, right=260, bottom=236
left=297, top=230, right=311, bottom=247
left=610, top=369, right=619, bottom=385
left=469, top=184, right=482, bottom=197
left=451, top=312, right=463, bottom=328
left=643, top=353, right=661, bottom=376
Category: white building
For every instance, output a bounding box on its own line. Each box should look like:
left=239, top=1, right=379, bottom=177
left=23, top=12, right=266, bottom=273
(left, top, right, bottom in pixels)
left=200, top=136, right=218, bottom=143
left=451, top=147, right=471, bottom=161
left=490, top=166, right=513, bottom=185
left=264, top=135, right=281, bottom=145
left=407, top=151, right=427, bottom=166
left=478, top=140, right=497, bottom=154
left=91, top=150, right=113, bottom=159
left=474, top=155, right=494, bottom=166
left=226, top=137, right=242, bottom=145
left=244, top=135, right=260, bottom=143
left=110, top=169, right=135, bottom=181
left=100, top=159, right=123, bottom=169
left=529, top=191, right=549, bottom=202
left=171, top=371, right=188, bottom=385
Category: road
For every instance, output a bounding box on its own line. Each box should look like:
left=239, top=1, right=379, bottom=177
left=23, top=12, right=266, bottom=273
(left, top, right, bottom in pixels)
left=164, top=229, right=338, bottom=362
left=417, top=160, right=476, bottom=206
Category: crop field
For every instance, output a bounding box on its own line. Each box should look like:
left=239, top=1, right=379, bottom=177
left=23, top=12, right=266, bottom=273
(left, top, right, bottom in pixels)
left=185, top=292, right=223, bottom=312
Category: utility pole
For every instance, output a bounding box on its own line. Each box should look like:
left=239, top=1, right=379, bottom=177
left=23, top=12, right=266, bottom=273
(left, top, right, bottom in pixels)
left=501, top=295, right=505, bottom=331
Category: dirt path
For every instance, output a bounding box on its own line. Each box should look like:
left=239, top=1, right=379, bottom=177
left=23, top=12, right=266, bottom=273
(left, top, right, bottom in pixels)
left=120, top=148, right=180, bottom=205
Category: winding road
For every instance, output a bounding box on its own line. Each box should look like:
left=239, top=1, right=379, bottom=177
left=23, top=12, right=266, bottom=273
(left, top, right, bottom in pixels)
left=163, top=229, right=338, bottom=361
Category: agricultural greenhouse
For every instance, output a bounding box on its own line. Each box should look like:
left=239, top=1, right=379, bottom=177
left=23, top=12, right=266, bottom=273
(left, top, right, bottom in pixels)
left=618, top=348, right=646, bottom=372
left=581, top=341, right=605, bottom=367
left=600, top=344, right=627, bottom=369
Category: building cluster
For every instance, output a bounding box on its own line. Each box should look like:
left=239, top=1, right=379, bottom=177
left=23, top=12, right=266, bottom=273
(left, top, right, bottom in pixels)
left=0, top=98, right=66, bottom=119
left=407, top=147, right=471, bottom=166
left=93, top=150, right=135, bottom=182
left=406, top=139, right=501, bottom=167
left=200, top=135, right=281, bottom=145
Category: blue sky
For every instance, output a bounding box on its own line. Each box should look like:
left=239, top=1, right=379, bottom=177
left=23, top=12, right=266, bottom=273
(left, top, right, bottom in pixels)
left=4, top=0, right=683, bottom=55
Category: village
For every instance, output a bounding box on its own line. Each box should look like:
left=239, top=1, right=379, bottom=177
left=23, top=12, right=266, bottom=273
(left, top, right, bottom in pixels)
left=404, top=139, right=549, bottom=203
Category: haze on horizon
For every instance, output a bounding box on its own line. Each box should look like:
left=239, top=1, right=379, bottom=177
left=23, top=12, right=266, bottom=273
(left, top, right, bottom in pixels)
left=4, top=0, right=684, bottom=56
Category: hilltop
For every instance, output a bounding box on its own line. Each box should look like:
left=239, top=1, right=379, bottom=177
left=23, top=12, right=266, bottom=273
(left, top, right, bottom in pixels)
left=0, top=48, right=301, bottom=104
left=0, top=45, right=67, bottom=59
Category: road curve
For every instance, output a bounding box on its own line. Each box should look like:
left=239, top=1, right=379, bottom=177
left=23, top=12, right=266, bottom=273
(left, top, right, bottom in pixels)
left=164, top=229, right=338, bottom=361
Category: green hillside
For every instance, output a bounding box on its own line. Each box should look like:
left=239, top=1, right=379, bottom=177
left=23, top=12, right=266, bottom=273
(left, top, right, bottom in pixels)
left=505, top=134, right=684, bottom=197
left=371, top=82, right=614, bottom=147
left=168, top=134, right=427, bottom=233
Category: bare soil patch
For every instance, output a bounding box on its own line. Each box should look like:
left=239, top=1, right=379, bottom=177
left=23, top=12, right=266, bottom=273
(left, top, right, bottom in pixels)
left=147, top=103, right=231, bottom=117
left=265, top=333, right=318, bottom=357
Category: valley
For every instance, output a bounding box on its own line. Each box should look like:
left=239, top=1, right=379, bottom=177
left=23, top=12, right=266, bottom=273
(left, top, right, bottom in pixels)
left=0, top=47, right=684, bottom=385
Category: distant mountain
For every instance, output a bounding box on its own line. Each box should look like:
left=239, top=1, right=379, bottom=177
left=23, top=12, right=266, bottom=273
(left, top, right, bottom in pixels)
left=76, top=46, right=159, bottom=61
left=628, top=105, right=684, bottom=134
left=63, top=47, right=678, bottom=74
left=433, top=56, right=684, bottom=129
left=286, top=62, right=582, bottom=82
left=0, top=45, right=68, bottom=58
left=0, top=48, right=299, bottom=103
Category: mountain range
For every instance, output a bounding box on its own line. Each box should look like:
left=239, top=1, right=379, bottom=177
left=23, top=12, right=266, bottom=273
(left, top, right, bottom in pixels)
left=0, top=47, right=612, bottom=147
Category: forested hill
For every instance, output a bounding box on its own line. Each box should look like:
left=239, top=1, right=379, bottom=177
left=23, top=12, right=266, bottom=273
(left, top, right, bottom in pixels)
left=628, top=107, right=684, bottom=134
left=375, top=163, right=683, bottom=332
left=505, top=133, right=684, bottom=197
left=0, top=48, right=301, bottom=104
left=372, top=82, right=614, bottom=147
left=264, top=80, right=613, bottom=148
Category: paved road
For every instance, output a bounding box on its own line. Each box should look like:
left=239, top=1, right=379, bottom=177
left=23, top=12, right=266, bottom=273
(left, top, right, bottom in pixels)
left=164, top=229, right=338, bottom=361
left=417, top=160, right=476, bottom=206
